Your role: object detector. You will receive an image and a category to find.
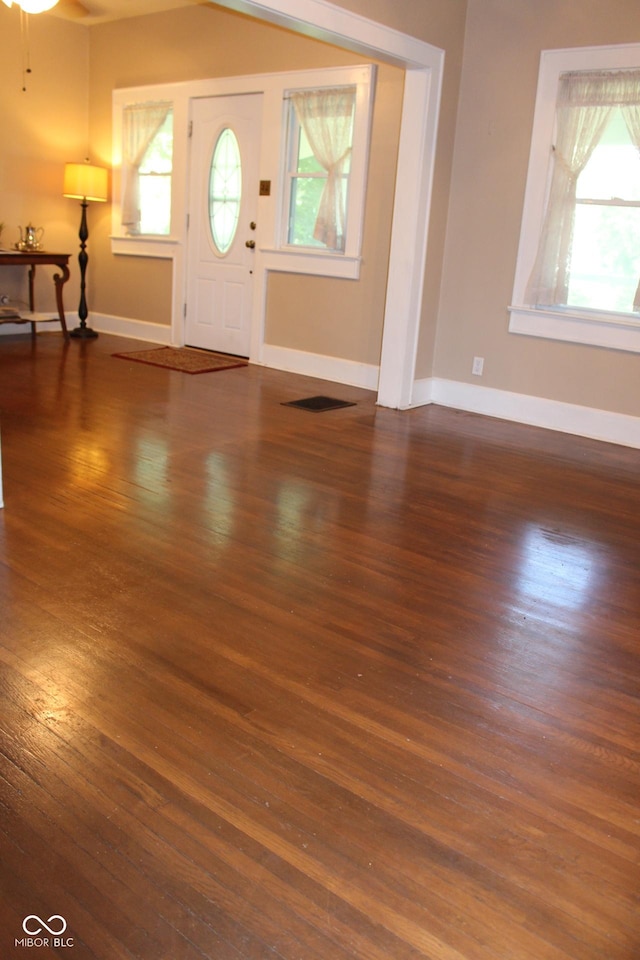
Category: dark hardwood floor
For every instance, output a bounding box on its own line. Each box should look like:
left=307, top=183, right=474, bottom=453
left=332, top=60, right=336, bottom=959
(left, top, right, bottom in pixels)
left=0, top=331, right=639, bottom=960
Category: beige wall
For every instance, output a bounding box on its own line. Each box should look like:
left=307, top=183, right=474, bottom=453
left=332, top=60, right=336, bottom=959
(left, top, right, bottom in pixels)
left=87, top=5, right=405, bottom=362
left=0, top=8, right=88, bottom=313
left=324, top=0, right=469, bottom=375
left=436, top=0, right=640, bottom=416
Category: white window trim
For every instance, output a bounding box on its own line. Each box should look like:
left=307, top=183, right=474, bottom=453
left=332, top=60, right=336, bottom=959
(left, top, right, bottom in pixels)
left=509, top=42, right=640, bottom=353
left=276, top=65, right=375, bottom=263
left=112, top=83, right=189, bottom=258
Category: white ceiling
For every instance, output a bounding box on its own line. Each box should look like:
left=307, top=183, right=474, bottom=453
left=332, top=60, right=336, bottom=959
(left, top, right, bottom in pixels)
left=49, top=0, right=202, bottom=26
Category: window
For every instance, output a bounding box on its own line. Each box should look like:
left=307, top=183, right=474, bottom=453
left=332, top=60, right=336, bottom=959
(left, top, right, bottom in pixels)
left=285, top=86, right=356, bottom=252
left=569, top=109, right=640, bottom=313
left=279, top=66, right=375, bottom=269
left=138, top=111, right=173, bottom=236
left=121, top=101, right=173, bottom=236
left=510, top=44, right=640, bottom=353
left=209, top=127, right=242, bottom=255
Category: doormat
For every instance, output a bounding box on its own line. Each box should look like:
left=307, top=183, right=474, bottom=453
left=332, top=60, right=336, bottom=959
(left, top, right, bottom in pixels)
left=282, top=395, right=357, bottom=412
left=113, top=346, right=248, bottom=374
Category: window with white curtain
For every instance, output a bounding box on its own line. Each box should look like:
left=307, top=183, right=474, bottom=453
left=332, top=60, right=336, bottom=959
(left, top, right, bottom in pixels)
left=510, top=44, right=640, bottom=353
left=281, top=66, right=374, bottom=262
left=121, top=102, right=173, bottom=236
left=285, top=86, right=356, bottom=252
left=137, top=111, right=174, bottom=236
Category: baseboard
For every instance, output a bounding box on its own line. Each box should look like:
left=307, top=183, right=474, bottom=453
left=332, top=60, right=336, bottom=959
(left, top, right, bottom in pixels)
left=259, top=343, right=380, bottom=391
left=411, top=377, right=640, bottom=449
left=409, top=377, right=435, bottom=407
left=5, top=308, right=636, bottom=448
left=0, top=322, right=32, bottom=337
left=90, top=313, right=172, bottom=344
left=0, top=312, right=172, bottom=344
left=81, top=315, right=381, bottom=389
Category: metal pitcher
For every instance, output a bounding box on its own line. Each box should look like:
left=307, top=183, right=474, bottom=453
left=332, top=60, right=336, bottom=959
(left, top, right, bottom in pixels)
left=18, top=223, right=44, bottom=251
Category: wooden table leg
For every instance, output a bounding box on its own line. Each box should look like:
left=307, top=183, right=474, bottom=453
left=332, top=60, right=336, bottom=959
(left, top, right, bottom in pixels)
left=54, top=264, right=71, bottom=339
left=28, top=264, right=36, bottom=338
left=27, top=262, right=70, bottom=339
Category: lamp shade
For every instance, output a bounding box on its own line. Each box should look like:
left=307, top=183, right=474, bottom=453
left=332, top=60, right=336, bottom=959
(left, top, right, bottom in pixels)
left=63, top=163, right=108, bottom=203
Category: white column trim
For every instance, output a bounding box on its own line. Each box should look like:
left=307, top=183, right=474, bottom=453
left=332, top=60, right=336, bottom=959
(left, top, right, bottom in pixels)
left=209, top=0, right=445, bottom=409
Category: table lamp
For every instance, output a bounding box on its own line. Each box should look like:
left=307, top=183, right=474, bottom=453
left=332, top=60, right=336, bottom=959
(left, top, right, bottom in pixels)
left=63, top=160, right=108, bottom=340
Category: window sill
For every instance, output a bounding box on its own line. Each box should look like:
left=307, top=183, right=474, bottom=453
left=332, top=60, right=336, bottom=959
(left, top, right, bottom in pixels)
left=508, top=304, right=640, bottom=353
left=261, top=247, right=362, bottom=280
left=111, top=235, right=179, bottom=259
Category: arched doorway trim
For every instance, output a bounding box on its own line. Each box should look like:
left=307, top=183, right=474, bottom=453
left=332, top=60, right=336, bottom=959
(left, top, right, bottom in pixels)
left=211, top=0, right=444, bottom=407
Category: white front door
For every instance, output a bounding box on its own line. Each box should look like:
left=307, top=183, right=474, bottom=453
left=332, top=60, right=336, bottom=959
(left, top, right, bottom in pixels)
left=185, top=93, right=262, bottom=356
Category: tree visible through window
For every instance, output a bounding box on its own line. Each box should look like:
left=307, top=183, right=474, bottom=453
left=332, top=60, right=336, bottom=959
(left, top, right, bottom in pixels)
left=285, top=86, right=356, bottom=252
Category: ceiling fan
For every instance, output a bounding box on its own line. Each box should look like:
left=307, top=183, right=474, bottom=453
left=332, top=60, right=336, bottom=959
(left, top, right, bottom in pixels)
left=3, top=0, right=91, bottom=91
left=1, top=0, right=89, bottom=15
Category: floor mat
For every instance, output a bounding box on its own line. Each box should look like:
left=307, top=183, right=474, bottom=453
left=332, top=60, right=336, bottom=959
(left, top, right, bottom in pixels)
left=113, top=346, right=248, bottom=374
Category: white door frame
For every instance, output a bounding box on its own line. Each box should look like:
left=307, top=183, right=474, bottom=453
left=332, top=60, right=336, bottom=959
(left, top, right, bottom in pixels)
left=209, top=0, right=444, bottom=409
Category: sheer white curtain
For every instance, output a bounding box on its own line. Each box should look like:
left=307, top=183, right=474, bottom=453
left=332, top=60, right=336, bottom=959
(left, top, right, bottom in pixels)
left=291, top=87, right=355, bottom=251
left=121, top=102, right=172, bottom=234
left=526, top=72, right=616, bottom=306
left=620, top=87, right=640, bottom=309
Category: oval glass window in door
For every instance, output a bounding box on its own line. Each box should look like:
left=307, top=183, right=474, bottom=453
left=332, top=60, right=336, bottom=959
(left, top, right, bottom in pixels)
left=209, top=127, right=242, bottom=255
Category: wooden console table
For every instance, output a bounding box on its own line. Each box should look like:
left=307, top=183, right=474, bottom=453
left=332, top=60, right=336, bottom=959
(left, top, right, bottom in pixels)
left=0, top=251, right=71, bottom=338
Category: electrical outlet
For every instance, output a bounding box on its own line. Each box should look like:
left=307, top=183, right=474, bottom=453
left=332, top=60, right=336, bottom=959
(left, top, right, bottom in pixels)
left=472, top=356, right=484, bottom=376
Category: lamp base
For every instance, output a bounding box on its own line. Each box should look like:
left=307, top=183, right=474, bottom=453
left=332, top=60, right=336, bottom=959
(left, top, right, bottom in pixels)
left=70, top=325, right=98, bottom=340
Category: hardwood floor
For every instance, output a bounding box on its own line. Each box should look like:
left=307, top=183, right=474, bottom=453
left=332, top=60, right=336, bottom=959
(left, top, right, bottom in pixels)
left=0, top=332, right=639, bottom=960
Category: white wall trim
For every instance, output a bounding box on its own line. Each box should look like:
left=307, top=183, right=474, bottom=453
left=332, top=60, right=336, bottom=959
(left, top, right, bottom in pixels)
left=210, top=0, right=445, bottom=409
left=377, top=65, right=442, bottom=408
left=87, top=312, right=379, bottom=388
left=0, top=322, right=36, bottom=337
left=260, top=343, right=379, bottom=391
left=211, top=0, right=438, bottom=68
left=0, top=313, right=171, bottom=344
left=410, top=377, right=640, bottom=449
left=409, top=376, right=435, bottom=407
left=508, top=305, right=640, bottom=353
left=89, top=313, right=173, bottom=344
left=260, top=249, right=362, bottom=280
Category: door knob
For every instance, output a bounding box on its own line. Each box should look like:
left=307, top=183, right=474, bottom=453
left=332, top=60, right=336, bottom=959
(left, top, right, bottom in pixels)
left=245, top=239, right=256, bottom=248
